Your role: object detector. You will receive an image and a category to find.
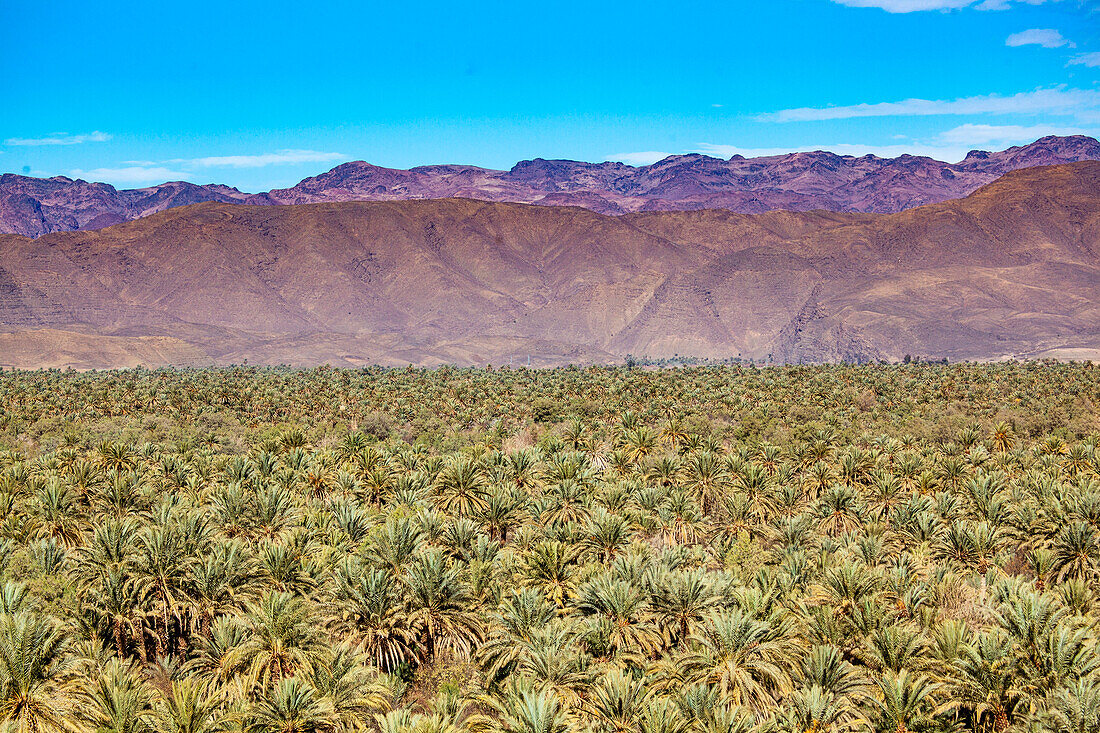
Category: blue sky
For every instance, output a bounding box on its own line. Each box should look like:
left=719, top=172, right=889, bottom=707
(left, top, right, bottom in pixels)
left=2, top=0, right=1098, bottom=191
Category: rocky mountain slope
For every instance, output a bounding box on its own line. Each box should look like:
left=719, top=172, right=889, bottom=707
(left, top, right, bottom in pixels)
left=0, top=175, right=250, bottom=238
left=3, top=136, right=1099, bottom=237
left=1, top=162, right=1098, bottom=369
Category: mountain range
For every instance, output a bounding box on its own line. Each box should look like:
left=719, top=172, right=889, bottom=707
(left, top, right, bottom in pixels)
left=1, top=161, right=1098, bottom=369
left=3, top=135, right=1100, bottom=238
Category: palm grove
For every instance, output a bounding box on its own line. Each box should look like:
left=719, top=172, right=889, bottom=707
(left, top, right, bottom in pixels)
left=0, top=362, right=1098, bottom=733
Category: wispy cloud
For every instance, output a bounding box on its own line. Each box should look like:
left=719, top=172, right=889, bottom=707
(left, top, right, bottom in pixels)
left=831, top=0, right=1062, bottom=11
left=977, top=0, right=1065, bottom=9
left=611, top=123, right=1096, bottom=169
left=1069, top=52, right=1100, bottom=68
left=935, top=122, right=1092, bottom=145
left=66, top=149, right=348, bottom=185
left=605, top=151, right=675, bottom=166
left=69, top=166, right=189, bottom=185
left=760, top=87, right=1100, bottom=122
left=1005, top=28, right=1073, bottom=48
left=693, top=141, right=974, bottom=161
left=831, top=0, right=972, bottom=11
left=170, top=149, right=346, bottom=168
left=4, top=131, right=111, bottom=146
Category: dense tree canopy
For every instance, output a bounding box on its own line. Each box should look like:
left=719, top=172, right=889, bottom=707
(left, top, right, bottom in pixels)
left=0, top=363, right=1096, bottom=732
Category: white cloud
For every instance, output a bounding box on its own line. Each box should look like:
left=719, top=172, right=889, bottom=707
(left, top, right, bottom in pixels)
left=831, top=0, right=969, bottom=10
left=171, top=149, right=346, bottom=168
left=605, top=151, right=675, bottom=166
left=684, top=122, right=1096, bottom=165
left=830, top=0, right=1060, bottom=11
left=68, top=166, right=189, bottom=185
left=1069, top=52, right=1100, bottom=68
left=55, top=149, right=348, bottom=186
left=977, top=0, right=1062, bottom=9
left=760, top=87, right=1100, bottom=122
left=4, top=131, right=111, bottom=146
left=935, top=122, right=1092, bottom=145
left=694, top=142, right=975, bottom=162
left=1006, top=28, right=1073, bottom=48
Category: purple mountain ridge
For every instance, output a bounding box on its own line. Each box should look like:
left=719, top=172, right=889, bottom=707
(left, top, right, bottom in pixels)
left=3, top=135, right=1099, bottom=238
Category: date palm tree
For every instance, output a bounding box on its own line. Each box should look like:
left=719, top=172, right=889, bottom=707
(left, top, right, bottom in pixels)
left=865, top=670, right=940, bottom=733
left=134, top=520, right=193, bottom=659
left=649, top=568, right=715, bottom=651
left=679, top=609, right=794, bottom=713
left=302, top=643, right=389, bottom=731
left=520, top=542, right=578, bottom=608
left=366, top=517, right=424, bottom=574
left=585, top=510, right=629, bottom=563
left=1046, top=676, right=1100, bottom=733
left=477, top=589, right=557, bottom=685
left=76, top=657, right=152, bottom=733
left=188, top=540, right=258, bottom=640
left=247, top=677, right=332, bottom=733
left=149, top=676, right=227, bottom=733
left=434, top=458, right=488, bottom=518
left=573, top=575, right=660, bottom=664
left=82, top=565, right=149, bottom=659
left=584, top=669, right=651, bottom=733
left=1052, top=522, right=1100, bottom=582
left=490, top=686, right=570, bottom=733
left=328, top=565, right=414, bottom=672
left=942, top=630, right=1021, bottom=733
left=816, top=485, right=863, bottom=537
left=403, top=551, right=482, bottom=663
left=229, top=592, right=323, bottom=689
left=0, top=611, right=78, bottom=733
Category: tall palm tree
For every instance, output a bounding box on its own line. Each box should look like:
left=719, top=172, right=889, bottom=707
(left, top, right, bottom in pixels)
left=684, top=451, right=727, bottom=517
left=679, top=609, right=794, bottom=713
left=648, top=569, right=715, bottom=650
left=1046, top=676, right=1100, bottom=733
left=573, top=575, right=660, bottom=664
left=520, top=542, right=578, bottom=608
left=943, top=630, right=1021, bottom=733
left=302, top=644, right=389, bottom=731
left=402, top=551, right=482, bottom=663
left=491, top=687, right=570, bottom=733
left=76, top=657, right=152, bottom=733
left=366, top=517, right=424, bottom=574
left=585, top=510, right=629, bottom=563
left=149, top=676, right=227, bottom=733
left=434, top=458, right=488, bottom=518
left=229, top=592, right=323, bottom=689
left=865, top=670, right=940, bottom=733
left=1052, top=522, right=1099, bottom=582
left=0, top=611, right=78, bottom=733
left=862, top=623, right=925, bottom=674
left=187, top=540, right=258, bottom=640
left=782, top=685, right=859, bottom=733
left=815, top=485, right=863, bottom=537
left=510, top=622, right=591, bottom=707
left=477, top=589, right=557, bottom=685
left=246, top=677, right=332, bottom=733
left=795, top=644, right=865, bottom=700
left=133, top=521, right=193, bottom=660
left=328, top=565, right=414, bottom=673
left=583, top=670, right=651, bottom=733
left=82, top=565, right=149, bottom=659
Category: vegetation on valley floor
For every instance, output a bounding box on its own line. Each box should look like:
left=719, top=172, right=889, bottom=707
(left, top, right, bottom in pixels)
left=0, top=362, right=1096, bottom=732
